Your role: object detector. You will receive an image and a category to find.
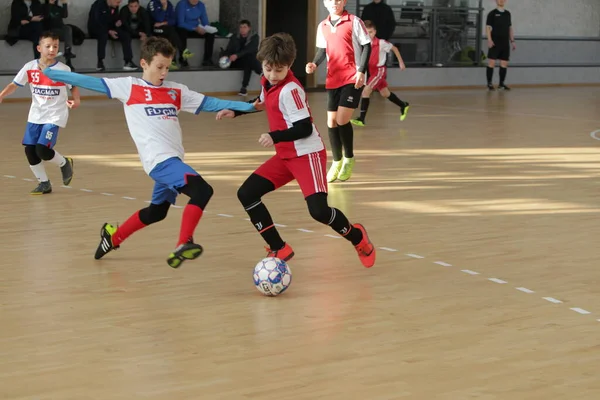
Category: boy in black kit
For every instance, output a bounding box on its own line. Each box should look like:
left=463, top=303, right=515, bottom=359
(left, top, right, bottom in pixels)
left=486, top=0, right=516, bottom=90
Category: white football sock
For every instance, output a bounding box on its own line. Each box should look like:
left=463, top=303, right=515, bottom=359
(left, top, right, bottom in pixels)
left=47, top=149, right=66, bottom=167
left=30, top=163, right=48, bottom=182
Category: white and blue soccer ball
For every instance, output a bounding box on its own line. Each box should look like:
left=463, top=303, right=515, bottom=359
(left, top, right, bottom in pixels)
left=253, top=257, right=292, bottom=296
left=219, top=56, right=231, bottom=69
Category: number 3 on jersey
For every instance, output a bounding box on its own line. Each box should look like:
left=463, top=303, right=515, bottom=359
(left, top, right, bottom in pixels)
left=144, top=89, right=153, bottom=102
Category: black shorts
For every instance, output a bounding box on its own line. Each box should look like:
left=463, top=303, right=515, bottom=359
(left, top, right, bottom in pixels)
left=327, top=84, right=363, bottom=111
left=488, top=42, right=510, bottom=61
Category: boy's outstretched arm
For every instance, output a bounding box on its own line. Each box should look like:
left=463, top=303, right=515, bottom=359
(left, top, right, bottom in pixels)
left=0, top=83, right=19, bottom=103
left=392, top=46, right=406, bottom=70
left=43, top=68, right=110, bottom=96
left=196, top=96, right=256, bottom=114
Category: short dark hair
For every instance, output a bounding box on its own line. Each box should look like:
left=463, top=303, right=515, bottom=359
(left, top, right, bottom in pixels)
left=141, top=37, right=176, bottom=64
left=239, top=19, right=251, bottom=27
left=256, top=33, right=296, bottom=67
left=363, top=20, right=376, bottom=30
left=39, top=31, right=60, bottom=43
left=128, top=0, right=139, bottom=4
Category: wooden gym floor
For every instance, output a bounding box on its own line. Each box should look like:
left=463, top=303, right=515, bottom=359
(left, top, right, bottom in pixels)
left=1, top=86, right=600, bottom=399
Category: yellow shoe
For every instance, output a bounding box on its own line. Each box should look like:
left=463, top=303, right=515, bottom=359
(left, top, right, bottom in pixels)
left=400, top=103, right=410, bottom=121
left=338, top=157, right=355, bottom=181
left=327, top=160, right=342, bottom=182
left=350, top=119, right=365, bottom=127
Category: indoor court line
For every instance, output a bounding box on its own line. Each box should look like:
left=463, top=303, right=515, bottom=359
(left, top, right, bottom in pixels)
left=412, top=103, right=600, bottom=124
left=4, top=172, right=599, bottom=326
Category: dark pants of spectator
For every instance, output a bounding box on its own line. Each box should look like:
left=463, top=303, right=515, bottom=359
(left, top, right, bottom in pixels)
left=90, top=27, right=133, bottom=63
left=177, top=28, right=214, bottom=62
left=153, top=26, right=185, bottom=58
left=231, top=53, right=262, bottom=88
left=19, top=21, right=43, bottom=59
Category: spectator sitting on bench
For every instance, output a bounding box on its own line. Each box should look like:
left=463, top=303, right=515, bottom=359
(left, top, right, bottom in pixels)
left=120, top=0, right=151, bottom=44
left=7, top=0, right=45, bottom=59
left=175, top=0, right=215, bottom=67
left=88, top=0, right=138, bottom=71
left=223, top=19, right=261, bottom=96
left=148, top=0, right=193, bottom=70
left=44, top=0, right=75, bottom=70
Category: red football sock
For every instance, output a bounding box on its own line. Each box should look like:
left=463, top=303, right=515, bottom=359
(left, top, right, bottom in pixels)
left=178, top=204, right=203, bottom=246
left=113, top=210, right=146, bottom=246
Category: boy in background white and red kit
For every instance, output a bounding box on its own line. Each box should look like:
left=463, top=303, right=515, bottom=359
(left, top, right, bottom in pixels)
left=351, top=20, right=409, bottom=127
left=306, top=0, right=371, bottom=183
left=0, top=31, right=78, bottom=195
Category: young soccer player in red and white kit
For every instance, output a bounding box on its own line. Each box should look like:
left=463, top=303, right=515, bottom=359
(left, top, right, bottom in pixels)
left=217, top=33, right=376, bottom=268
left=0, top=31, right=78, bottom=195
left=43, top=37, right=255, bottom=268
left=305, top=0, right=371, bottom=183
left=351, top=20, right=409, bottom=127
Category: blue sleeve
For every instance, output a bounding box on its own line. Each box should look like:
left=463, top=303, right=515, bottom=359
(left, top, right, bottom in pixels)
left=176, top=2, right=195, bottom=30
left=196, top=97, right=256, bottom=114
left=43, top=68, right=110, bottom=96
left=199, top=3, right=209, bottom=27
left=167, top=4, right=176, bottom=26
left=149, top=1, right=164, bottom=23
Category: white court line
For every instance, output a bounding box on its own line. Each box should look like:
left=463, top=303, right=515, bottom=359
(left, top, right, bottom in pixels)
left=434, top=261, right=452, bottom=267
left=144, top=200, right=151, bottom=203
left=516, top=287, right=535, bottom=294
left=5, top=173, right=600, bottom=322
left=22, top=178, right=33, bottom=182
left=380, top=247, right=398, bottom=252
left=543, top=297, right=563, bottom=304
left=571, top=308, right=591, bottom=315
left=590, top=129, right=600, bottom=141
left=406, top=253, right=424, bottom=259
left=415, top=103, right=600, bottom=124
left=3, top=175, right=15, bottom=178
left=461, top=269, right=480, bottom=275
left=61, top=185, right=72, bottom=189
left=274, top=223, right=287, bottom=228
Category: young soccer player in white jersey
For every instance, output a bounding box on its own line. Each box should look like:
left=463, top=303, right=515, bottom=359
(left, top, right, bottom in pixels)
left=217, top=33, right=376, bottom=268
left=0, top=31, right=78, bottom=195
left=351, top=20, right=409, bottom=127
left=43, top=37, right=256, bottom=268
left=306, top=0, right=371, bottom=183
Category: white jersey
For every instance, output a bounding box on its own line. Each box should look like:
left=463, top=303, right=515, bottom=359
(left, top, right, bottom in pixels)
left=101, top=77, right=205, bottom=175
left=13, top=60, right=73, bottom=128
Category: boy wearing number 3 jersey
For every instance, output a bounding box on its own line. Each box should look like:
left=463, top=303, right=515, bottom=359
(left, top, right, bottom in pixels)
left=0, top=31, right=79, bottom=195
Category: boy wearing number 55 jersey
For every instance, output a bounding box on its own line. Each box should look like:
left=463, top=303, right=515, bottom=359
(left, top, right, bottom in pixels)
left=0, top=31, right=78, bottom=195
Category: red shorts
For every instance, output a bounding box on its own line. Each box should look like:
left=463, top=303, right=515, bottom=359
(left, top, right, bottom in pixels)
left=254, top=150, right=328, bottom=198
left=367, top=66, right=388, bottom=91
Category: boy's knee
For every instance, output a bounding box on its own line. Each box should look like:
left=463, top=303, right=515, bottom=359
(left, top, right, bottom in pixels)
left=35, top=143, right=54, bottom=161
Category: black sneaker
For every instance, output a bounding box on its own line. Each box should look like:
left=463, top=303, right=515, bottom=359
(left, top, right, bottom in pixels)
left=238, top=87, right=247, bottom=96
left=498, top=84, right=511, bottom=91
left=30, top=181, right=52, bottom=195
left=487, top=83, right=495, bottom=91
left=61, top=157, right=74, bottom=186
left=96, top=60, right=105, bottom=72
left=167, top=240, right=203, bottom=268
left=123, top=62, right=139, bottom=71
left=94, top=223, right=119, bottom=260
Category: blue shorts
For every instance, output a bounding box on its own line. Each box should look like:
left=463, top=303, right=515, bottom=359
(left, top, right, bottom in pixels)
left=149, top=157, right=199, bottom=205
left=22, top=123, right=60, bottom=148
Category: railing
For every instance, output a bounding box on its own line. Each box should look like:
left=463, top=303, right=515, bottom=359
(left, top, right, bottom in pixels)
left=355, top=2, right=600, bottom=68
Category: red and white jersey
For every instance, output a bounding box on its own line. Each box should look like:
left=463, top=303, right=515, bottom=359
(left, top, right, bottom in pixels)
left=13, top=60, right=72, bottom=128
left=101, top=77, right=205, bottom=174
left=260, top=72, right=324, bottom=159
left=316, top=11, right=371, bottom=89
left=370, top=37, right=393, bottom=69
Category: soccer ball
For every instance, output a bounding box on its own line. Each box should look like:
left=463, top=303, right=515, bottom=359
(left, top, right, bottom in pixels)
left=219, top=56, right=231, bottom=69
left=253, top=257, right=292, bottom=296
